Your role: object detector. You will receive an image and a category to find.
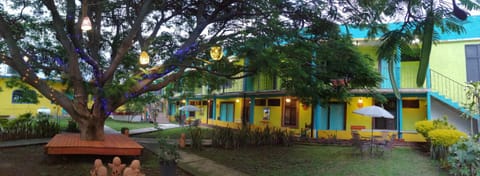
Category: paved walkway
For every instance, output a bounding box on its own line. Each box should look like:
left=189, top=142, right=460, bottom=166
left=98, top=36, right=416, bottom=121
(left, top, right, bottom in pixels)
left=0, top=123, right=249, bottom=176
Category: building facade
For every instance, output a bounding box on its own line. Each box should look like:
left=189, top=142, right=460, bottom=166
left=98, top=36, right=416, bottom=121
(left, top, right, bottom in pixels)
left=167, top=16, right=480, bottom=142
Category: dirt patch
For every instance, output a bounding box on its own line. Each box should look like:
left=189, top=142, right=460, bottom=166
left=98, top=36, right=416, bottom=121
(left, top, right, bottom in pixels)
left=0, top=144, right=190, bottom=176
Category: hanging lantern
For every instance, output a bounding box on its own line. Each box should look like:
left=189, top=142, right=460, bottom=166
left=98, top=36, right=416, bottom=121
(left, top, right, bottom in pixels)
left=139, top=51, right=150, bottom=65
left=23, top=55, right=29, bottom=62
left=81, top=17, right=92, bottom=31
left=209, top=46, right=223, bottom=60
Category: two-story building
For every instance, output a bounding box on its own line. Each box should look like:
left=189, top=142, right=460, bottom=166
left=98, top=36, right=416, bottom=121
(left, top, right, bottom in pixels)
left=166, top=15, right=480, bottom=142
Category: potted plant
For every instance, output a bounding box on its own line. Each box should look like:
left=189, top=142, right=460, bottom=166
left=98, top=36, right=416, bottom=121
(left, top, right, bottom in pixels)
left=157, top=137, right=180, bottom=175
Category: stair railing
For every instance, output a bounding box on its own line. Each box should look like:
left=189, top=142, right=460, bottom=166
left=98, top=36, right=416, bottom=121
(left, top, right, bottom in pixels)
left=429, top=69, right=467, bottom=106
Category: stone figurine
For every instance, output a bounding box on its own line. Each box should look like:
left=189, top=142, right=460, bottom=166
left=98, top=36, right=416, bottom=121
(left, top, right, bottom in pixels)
left=122, top=160, right=145, bottom=176
left=179, top=133, right=186, bottom=148
left=108, top=156, right=126, bottom=176
left=90, top=159, right=107, bottom=176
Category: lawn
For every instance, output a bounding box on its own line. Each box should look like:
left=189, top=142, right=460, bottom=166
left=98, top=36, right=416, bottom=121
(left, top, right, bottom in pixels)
left=135, top=127, right=212, bottom=139
left=189, top=145, right=448, bottom=176
left=104, top=118, right=155, bottom=131
left=138, top=127, right=447, bottom=175
left=56, top=117, right=155, bottom=131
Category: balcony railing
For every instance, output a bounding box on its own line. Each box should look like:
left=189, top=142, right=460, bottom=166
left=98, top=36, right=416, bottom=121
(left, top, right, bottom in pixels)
left=253, top=75, right=280, bottom=91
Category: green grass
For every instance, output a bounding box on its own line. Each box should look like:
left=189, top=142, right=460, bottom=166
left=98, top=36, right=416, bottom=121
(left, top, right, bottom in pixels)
left=55, top=117, right=155, bottom=131
left=104, top=118, right=155, bottom=131
left=189, top=145, right=448, bottom=176
left=56, top=117, right=71, bottom=130
left=135, top=127, right=212, bottom=139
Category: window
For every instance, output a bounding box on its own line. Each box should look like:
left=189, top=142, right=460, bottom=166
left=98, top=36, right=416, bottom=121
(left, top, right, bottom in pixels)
left=12, top=89, right=38, bottom=104
left=222, top=80, right=233, bottom=89
left=402, top=99, right=419, bottom=108
left=466, top=44, right=480, bottom=82
left=255, top=99, right=266, bottom=106
left=267, top=99, right=280, bottom=106
left=189, top=101, right=201, bottom=105
left=318, top=103, right=346, bottom=130
left=283, top=98, right=298, bottom=127
left=374, top=98, right=397, bottom=130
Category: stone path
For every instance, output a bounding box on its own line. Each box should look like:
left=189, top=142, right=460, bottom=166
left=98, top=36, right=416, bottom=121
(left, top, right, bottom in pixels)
left=141, top=142, right=249, bottom=176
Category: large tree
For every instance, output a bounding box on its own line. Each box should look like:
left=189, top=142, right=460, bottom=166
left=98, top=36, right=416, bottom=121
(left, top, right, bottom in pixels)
left=2, top=0, right=475, bottom=141
left=0, top=0, right=275, bottom=140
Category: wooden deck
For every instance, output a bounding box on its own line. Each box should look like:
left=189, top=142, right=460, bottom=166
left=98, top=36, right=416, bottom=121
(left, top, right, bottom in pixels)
left=45, top=134, right=143, bottom=156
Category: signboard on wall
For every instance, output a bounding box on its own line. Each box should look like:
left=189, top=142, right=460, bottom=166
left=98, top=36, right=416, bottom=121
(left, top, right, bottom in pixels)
left=263, top=107, right=270, bottom=120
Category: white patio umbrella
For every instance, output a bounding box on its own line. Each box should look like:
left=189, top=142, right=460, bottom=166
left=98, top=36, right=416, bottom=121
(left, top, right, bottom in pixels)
left=178, top=105, right=200, bottom=111
left=353, top=105, right=394, bottom=150
left=353, top=105, right=394, bottom=119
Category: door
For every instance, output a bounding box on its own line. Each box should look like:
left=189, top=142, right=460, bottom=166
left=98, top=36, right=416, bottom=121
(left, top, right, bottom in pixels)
left=220, top=102, right=234, bottom=122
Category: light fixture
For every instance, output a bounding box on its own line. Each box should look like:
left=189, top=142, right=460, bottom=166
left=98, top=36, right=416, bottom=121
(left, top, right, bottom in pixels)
left=181, top=100, right=186, bottom=103
left=139, top=51, right=150, bottom=65
left=236, top=99, right=240, bottom=103
left=286, top=98, right=291, bottom=103
left=23, top=55, right=29, bottom=62
left=81, top=17, right=92, bottom=31
left=357, top=98, right=364, bottom=108
left=209, top=45, right=223, bottom=61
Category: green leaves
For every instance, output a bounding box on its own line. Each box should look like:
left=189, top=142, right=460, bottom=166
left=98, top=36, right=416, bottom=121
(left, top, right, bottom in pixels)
left=247, top=30, right=381, bottom=105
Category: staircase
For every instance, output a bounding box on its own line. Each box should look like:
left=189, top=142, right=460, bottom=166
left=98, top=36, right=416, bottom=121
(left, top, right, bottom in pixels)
left=429, top=69, right=478, bottom=118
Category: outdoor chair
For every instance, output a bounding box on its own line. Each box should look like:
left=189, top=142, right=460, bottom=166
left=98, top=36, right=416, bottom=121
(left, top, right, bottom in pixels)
left=189, top=119, right=200, bottom=127
left=381, top=134, right=396, bottom=155
left=373, top=134, right=396, bottom=157
left=373, top=131, right=389, bottom=145
left=351, top=131, right=369, bottom=155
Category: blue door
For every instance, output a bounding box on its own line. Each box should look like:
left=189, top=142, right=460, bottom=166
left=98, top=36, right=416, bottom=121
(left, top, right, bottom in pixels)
left=316, top=103, right=345, bottom=130
left=220, top=103, right=234, bottom=122
left=329, top=104, right=345, bottom=130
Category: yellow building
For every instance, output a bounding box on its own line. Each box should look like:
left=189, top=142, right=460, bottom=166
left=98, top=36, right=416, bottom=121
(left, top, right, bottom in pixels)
left=0, top=70, right=63, bottom=118
left=166, top=16, right=480, bottom=142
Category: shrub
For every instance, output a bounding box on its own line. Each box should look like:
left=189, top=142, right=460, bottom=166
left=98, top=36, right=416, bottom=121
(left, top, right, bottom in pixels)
left=415, top=120, right=434, bottom=138
left=0, top=113, right=59, bottom=141
left=429, top=129, right=467, bottom=147
left=415, top=116, right=456, bottom=140
left=66, top=119, right=79, bottom=132
left=189, top=127, right=203, bottom=150
left=448, top=137, right=480, bottom=176
left=428, top=129, right=467, bottom=164
left=210, top=125, right=293, bottom=149
left=35, top=114, right=60, bottom=137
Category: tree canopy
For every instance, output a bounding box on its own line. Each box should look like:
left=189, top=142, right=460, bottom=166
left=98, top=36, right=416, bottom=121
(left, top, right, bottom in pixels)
left=0, top=0, right=479, bottom=140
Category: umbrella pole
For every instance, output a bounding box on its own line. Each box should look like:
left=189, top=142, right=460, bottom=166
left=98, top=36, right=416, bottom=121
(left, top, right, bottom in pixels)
left=371, top=120, right=374, bottom=155
left=371, top=129, right=373, bottom=154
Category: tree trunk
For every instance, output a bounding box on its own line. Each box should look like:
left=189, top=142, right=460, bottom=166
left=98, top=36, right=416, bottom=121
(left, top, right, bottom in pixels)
left=77, top=118, right=106, bottom=141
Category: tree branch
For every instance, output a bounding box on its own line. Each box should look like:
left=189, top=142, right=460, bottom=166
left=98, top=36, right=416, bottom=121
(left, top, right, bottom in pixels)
left=101, top=0, right=154, bottom=84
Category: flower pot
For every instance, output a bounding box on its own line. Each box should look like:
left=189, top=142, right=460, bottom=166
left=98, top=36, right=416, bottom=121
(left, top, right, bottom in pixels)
left=159, top=161, right=176, bottom=176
